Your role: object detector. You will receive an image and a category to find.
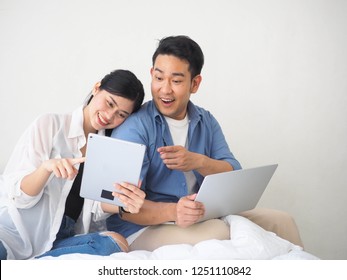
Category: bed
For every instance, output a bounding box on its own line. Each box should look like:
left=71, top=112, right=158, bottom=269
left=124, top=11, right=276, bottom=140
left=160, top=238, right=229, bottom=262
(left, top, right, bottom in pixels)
left=39, top=215, right=318, bottom=260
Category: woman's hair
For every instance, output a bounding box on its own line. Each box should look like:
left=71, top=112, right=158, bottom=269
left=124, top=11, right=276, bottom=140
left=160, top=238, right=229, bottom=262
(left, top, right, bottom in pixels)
left=152, top=35, right=204, bottom=79
left=99, top=69, right=145, bottom=113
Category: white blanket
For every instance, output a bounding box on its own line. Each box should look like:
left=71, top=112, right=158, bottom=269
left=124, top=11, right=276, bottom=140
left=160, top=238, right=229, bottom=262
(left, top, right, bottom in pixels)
left=40, top=215, right=318, bottom=260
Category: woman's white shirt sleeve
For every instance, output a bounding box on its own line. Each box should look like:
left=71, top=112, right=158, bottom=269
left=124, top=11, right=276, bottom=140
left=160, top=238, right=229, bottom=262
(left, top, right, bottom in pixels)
left=0, top=106, right=88, bottom=259
left=3, top=114, right=58, bottom=208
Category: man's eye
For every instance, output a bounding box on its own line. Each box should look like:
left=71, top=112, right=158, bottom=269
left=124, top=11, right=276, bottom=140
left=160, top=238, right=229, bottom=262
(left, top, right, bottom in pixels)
left=155, top=76, right=163, bottom=81
left=173, top=80, right=182, bottom=84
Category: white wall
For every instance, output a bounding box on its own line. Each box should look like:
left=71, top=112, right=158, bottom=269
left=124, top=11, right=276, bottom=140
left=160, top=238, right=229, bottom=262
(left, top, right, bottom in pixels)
left=0, top=0, right=346, bottom=259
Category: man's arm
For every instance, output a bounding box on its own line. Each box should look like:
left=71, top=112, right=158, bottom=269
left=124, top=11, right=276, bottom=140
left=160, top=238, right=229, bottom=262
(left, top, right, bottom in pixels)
left=119, top=194, right=205, bottom=228
left=157, top=145, right=233, bottom=177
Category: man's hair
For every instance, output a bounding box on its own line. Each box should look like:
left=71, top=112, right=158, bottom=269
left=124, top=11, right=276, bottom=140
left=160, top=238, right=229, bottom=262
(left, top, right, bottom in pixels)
left=152, top=35, right=204, bottom=79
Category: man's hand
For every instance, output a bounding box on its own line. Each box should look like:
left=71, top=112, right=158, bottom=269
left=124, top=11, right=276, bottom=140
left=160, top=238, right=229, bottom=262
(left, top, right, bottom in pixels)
left=158, top=145, right=201, bottom=172
left=113, top=182, right=145, bottom=214
left=158, top=145, right=234, bottom=177
left=101, top=181, right=146, bottom=215
left=175, top=193, right=205, bottom=227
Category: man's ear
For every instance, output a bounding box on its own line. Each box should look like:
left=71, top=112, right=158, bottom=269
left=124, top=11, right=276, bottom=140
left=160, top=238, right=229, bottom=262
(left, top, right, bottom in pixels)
left=191, top=75, right=202, bottom=93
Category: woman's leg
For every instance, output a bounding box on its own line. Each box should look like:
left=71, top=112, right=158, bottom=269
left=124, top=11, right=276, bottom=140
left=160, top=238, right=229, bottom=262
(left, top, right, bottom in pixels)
left=36, top=215, right=128, bottom=258
left=0, top=240, right=7, bottom=260
left=36, top=231, right=128, bottom=258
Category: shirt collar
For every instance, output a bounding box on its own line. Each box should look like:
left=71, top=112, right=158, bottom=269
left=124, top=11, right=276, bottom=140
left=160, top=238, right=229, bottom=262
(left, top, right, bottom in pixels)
left=186, top=101, right=201, bottom=122
left=68, top=104, right=106, bottom=151
left=68, top=105, right=85, bottom=140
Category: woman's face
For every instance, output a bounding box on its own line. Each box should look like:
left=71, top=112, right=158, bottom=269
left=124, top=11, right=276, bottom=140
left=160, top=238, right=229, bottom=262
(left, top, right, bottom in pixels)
left=85, top=86, right=134, bottom=132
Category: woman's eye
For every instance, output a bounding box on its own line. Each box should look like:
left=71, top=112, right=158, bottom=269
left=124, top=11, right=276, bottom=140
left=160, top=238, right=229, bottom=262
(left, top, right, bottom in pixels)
left=107, top=101, right=113, bottom=107
left=118, top=112, right=126, bottom=119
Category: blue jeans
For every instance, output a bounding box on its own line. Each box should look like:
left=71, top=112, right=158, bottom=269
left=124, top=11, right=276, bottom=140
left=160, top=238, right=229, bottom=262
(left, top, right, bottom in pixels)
left=0, top=240, right=7, bottom=260
left=36, top=215, right=123, bottom=258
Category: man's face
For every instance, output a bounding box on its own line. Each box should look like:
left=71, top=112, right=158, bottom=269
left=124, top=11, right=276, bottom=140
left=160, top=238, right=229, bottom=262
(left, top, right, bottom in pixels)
left=150, top=54, right=201, bottom=120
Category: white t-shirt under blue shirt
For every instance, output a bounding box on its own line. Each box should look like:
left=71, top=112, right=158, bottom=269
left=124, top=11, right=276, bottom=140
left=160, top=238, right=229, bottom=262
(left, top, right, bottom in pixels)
left=164, top=114, right=197, bottom=195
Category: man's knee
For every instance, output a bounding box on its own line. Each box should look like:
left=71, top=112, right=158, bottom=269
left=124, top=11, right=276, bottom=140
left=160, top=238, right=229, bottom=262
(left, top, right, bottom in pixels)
left=239, top=208, right=303, bottom=247
left=240, top=208, right=293, bottom=226
left=256, top=208, right=296, bottom=225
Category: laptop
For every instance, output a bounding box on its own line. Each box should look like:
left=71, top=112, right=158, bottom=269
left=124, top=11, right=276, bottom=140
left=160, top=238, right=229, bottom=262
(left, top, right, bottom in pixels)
left=80, top=133, right=146, bottom=206
left=195, top=164, right=278, bottom=222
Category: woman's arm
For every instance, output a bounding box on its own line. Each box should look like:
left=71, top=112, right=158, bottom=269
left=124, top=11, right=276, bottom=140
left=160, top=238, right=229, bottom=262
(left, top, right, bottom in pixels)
left=20, top=157, right=85, bottom=196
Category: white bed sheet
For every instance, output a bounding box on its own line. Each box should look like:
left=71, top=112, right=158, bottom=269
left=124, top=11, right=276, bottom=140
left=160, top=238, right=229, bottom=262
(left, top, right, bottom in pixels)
left=39, top=215, right=318, bottom=260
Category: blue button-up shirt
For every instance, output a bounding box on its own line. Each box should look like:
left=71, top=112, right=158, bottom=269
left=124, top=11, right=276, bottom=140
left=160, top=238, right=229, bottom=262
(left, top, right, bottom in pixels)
left=106, top=100, right=242, bottom=237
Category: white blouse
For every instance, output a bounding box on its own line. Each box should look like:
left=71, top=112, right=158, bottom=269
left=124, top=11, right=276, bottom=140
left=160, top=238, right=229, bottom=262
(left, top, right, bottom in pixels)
left=0, top=105, right=109, bottom=259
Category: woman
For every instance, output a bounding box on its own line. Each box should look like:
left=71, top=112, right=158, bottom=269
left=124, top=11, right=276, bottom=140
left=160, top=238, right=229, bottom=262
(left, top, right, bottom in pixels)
left=0, top=69, right=145, bottom=259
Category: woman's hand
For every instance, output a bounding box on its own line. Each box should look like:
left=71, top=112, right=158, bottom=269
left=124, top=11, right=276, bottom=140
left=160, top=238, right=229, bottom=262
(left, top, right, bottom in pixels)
left=42, top=157, right=85, bottom=180
left=21, top=157, right=85, bottom=196
left=113, top=182, right=145, bottom=214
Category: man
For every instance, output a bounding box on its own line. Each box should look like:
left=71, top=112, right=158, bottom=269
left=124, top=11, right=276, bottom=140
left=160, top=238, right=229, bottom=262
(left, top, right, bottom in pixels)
left=106, top=35, right=303, bottom=251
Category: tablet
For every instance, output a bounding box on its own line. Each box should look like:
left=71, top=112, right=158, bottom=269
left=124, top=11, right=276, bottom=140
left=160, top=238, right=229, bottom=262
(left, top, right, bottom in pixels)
left=80, top=133, right=146, bottom=206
